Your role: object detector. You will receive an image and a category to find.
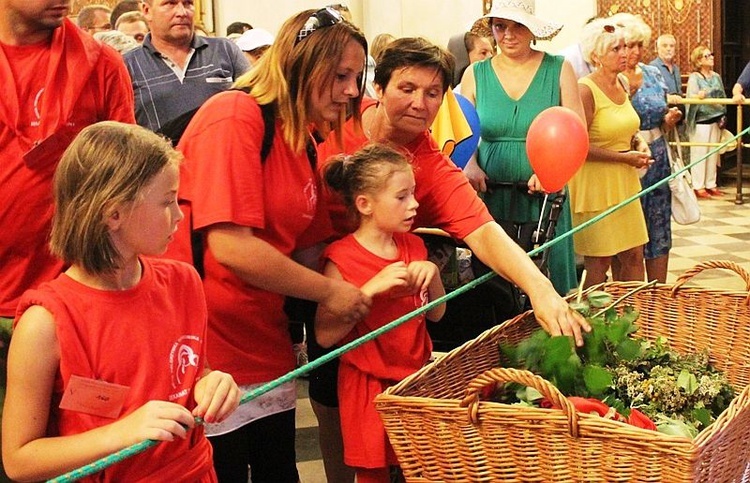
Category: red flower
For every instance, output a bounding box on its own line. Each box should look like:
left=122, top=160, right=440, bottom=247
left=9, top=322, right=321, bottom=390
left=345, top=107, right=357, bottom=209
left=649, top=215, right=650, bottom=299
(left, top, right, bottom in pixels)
left=543, top=397, right=655, bottom=430
left=627, top=408, right=657, bottom=430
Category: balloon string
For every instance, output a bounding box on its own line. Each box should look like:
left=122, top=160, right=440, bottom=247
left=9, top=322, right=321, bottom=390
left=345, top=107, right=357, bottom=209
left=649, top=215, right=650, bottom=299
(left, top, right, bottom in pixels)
left=534, top=194, right=548, bottom=245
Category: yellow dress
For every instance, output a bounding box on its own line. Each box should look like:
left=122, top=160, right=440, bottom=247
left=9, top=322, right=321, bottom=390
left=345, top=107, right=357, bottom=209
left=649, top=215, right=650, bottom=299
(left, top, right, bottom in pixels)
left=568, top=77, right=648, bottom=257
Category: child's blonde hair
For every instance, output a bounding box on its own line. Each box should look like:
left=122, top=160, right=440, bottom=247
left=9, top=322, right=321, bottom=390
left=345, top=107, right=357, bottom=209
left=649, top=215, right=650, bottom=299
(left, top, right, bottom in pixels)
left=51, top=121, right=181, bottom=274
left=324, top=143, right=412, bottom=221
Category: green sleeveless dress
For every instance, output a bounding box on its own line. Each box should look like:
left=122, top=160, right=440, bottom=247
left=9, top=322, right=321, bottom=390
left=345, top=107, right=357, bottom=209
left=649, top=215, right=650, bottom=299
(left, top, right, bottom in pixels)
left=474, top=53, right=577, bottom=295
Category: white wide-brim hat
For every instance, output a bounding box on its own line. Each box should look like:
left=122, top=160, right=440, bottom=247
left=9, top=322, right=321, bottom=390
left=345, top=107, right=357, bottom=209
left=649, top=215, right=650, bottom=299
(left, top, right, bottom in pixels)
left=482, top=0, right=563, bottom=41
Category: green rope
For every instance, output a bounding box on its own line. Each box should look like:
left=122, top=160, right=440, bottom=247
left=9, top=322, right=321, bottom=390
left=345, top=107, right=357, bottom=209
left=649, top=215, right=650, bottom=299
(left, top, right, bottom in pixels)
left=48, top=128, right=746, bottom=482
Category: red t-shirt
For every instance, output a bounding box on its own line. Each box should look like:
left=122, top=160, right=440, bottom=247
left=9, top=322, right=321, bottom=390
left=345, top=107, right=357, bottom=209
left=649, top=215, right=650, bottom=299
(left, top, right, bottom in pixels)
left=0, top=19, right=135, bottom=316
left=316, top=98, right=493, bottom=241
left=15, top=258, right=215, bottom=482
left=174, top=90, right=330, bottom=384
left=324, top=232, right=431, bottom=468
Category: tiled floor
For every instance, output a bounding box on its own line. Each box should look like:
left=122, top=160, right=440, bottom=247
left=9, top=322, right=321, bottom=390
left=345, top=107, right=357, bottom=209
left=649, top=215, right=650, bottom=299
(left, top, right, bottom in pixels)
left=294, top=186, right=750, bottom=482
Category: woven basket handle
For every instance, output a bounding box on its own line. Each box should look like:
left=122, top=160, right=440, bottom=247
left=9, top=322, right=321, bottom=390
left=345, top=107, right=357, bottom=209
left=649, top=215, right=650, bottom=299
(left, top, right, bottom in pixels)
left=460, top=367, right=580, bottom=437
left=671, top=260, right=750, bottom=304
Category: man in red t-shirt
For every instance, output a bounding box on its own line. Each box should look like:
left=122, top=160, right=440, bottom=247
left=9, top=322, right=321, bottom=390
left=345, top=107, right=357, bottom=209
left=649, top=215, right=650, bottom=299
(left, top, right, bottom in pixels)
left=0, top=0, right=135, bottom=321
left=0, top=6, right=134, bottom=476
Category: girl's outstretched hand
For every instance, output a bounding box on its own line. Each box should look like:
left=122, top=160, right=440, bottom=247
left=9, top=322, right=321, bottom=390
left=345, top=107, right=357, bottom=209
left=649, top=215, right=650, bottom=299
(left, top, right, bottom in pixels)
left=361, top=262, right=409, bottom=297
left=192, top=370, right=241, bottom=424
left=109, top=400, right=196, bottom=446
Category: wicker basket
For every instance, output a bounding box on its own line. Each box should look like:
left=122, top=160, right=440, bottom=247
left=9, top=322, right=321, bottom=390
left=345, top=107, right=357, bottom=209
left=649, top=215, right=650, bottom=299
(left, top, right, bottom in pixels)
left=375, top=260, right=750, bottom=482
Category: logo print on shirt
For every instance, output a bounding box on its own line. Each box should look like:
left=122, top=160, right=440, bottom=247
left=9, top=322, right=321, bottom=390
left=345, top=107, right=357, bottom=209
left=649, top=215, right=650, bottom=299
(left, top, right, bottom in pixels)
left=303, top=178, right=317, bottom=219
left=169, top=335, right=202, bottom=394
left=31, top=88, right=44, bottom=127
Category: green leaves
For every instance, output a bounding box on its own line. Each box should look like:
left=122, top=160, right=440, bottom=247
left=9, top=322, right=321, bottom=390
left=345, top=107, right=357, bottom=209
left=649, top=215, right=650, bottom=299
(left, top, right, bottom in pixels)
left=583, top=365, right=613, bottom=396
left=495, top=289, right=734, bottom=439
left=677, top=369, right=699, bottom=395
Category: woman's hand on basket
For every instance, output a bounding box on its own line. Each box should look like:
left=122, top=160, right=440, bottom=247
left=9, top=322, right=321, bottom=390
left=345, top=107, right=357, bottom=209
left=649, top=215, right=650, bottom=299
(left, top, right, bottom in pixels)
left=529, top=287, right=591, bottom=347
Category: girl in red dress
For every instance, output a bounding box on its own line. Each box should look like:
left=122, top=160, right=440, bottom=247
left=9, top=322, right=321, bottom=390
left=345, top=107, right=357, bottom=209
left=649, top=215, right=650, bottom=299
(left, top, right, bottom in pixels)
left=317, top=143, right=446, bottom=483
left=3, top=122, right=240, bottom=482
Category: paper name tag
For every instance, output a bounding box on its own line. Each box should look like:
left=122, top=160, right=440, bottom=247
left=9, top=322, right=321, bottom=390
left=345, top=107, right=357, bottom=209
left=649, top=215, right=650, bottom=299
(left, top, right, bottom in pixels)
left=59, top=375, right=130, bottom=419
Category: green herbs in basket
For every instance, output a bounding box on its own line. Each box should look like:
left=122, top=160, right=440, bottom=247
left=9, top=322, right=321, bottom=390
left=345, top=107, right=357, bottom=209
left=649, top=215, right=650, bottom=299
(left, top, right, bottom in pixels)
left=495, top=290, right=735, bottom=438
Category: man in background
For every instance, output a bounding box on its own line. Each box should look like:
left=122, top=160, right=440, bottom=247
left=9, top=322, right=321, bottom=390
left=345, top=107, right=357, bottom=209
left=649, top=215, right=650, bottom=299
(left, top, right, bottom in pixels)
left=76, top=4, right=112, bottom=35
left=116, top=10, right=148, bottom=43
left=650, top=34, right=683, bottom=103
left=123, top=0, right=249, bottom=132
left=110, top=0, right=140, bottom=28
left=731, top=60, right=750, bottom=103
left=226, top=21, right=252, bottom=36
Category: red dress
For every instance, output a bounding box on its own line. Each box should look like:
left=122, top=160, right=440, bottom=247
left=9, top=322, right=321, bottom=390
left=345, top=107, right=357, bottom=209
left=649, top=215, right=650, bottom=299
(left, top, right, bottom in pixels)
left=15, top=258, right=215, bottom=482
left=324, top=232, right=431, bottom=468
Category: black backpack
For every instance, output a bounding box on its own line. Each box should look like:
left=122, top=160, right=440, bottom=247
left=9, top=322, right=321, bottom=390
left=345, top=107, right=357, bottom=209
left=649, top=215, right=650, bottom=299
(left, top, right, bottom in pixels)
left=156, top=87, right=276, bottom=276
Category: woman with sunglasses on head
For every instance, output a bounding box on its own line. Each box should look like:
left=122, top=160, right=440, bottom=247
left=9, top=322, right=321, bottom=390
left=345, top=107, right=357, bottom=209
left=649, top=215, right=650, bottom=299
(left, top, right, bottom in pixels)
left=311, top=36, right=591, bottom=483
left=568, top=19, right=650, bottom=288
left=686, top=45, right=727, bottom=199
left=459, top=0, right=584, bottom=296
left=168, top=8, right=370, bottom=482
left=616, top=13, right=682, bottom=283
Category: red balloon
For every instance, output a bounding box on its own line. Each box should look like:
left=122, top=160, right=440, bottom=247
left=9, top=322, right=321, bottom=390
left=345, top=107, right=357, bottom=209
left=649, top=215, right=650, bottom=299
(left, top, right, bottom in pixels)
left=526, top=106, right=589, bottom=193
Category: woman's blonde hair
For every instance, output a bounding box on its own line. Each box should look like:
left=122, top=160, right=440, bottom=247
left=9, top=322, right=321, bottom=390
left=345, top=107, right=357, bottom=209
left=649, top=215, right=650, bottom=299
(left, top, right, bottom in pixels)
left=370, top=33, right=395, bottom=63
left=690, top=45, right=710, bottom=70
left=51, top=122, right=181, bottom=274
left=235, top=9, right=368, bottom=154
left=611, top=12, right=652, bottom=48
left=580, top=17, right=625, bottom=65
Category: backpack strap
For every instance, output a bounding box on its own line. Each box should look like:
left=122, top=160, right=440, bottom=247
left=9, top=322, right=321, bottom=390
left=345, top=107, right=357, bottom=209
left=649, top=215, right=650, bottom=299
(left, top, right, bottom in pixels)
left=233, top=86, right=276, bottom=164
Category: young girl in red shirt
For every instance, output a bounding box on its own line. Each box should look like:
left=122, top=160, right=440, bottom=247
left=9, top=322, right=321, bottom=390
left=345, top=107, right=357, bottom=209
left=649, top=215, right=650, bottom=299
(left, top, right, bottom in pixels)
left=317, top=143, right=446, bottom=483
left=2, top=122, right=240, bottom=482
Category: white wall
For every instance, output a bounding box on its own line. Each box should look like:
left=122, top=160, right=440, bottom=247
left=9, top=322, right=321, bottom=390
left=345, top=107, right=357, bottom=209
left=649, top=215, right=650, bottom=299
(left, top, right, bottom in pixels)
left=215, top=0, right=595, bottom=53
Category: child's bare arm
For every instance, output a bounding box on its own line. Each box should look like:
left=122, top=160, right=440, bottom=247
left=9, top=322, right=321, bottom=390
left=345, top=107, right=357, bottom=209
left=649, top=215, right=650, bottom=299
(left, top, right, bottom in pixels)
left=315, top=261, right=409, bottom=348
left=3, top=306, right=197, bottom=482
left=407, top=261, right=446, bottom=322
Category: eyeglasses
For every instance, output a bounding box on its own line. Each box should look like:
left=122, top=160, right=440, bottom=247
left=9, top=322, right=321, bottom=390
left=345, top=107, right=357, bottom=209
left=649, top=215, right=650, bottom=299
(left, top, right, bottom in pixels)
left=703, top=52, right=714, bottom=58
left=296, top=7, right=343, bottom=45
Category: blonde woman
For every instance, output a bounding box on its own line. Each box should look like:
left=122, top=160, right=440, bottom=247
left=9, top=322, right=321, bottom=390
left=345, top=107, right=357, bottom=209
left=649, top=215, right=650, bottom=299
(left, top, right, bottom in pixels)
left=172, top=8, right=371, bottom=481
left=569, top=19, right=650, bottom=287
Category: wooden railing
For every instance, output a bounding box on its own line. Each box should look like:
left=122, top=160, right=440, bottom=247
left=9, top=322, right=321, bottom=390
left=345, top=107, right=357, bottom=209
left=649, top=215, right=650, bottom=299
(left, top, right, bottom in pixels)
left=671, top=97, right=750, bottom=205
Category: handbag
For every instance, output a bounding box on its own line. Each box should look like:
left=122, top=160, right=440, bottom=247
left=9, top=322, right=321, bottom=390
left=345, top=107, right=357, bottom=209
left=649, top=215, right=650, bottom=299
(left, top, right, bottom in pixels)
left=667, top=129, right=700, bottom=225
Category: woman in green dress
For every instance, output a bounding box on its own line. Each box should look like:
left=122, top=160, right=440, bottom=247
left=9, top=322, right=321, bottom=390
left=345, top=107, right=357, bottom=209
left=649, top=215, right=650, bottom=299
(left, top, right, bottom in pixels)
left=460, top=0, right=584, bottom=295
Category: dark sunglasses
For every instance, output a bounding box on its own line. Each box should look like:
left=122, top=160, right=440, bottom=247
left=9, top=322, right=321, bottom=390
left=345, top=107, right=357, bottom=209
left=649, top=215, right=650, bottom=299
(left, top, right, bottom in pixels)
left=296, top=7, right=343, bottom=45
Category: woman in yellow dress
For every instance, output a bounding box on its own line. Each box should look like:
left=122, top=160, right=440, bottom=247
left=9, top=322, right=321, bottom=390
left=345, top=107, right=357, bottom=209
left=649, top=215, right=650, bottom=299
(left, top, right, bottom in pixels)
left=569, top=18, right=651, bottom=287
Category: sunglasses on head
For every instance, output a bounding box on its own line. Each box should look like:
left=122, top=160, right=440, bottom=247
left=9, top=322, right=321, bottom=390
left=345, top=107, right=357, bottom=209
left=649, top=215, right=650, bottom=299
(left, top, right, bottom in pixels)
left=296, top=7, right=343, bottom=45
left=327, top=3, right=349, bottom=11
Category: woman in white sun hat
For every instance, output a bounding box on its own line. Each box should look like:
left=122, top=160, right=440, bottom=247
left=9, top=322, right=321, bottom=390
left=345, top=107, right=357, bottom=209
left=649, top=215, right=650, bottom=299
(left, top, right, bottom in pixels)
left=460, top=0, right=585, bottom=296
